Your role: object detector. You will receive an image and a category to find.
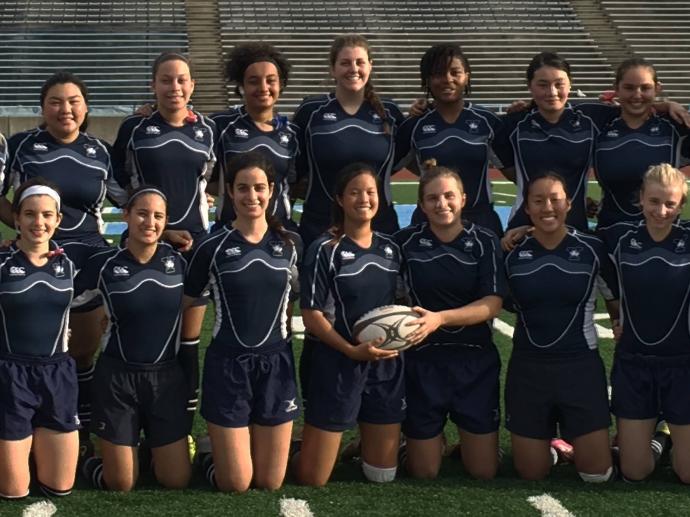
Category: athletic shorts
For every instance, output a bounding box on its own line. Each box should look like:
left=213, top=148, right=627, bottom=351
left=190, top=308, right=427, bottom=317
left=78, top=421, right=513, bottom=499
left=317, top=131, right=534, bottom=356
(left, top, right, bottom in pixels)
left=201, top=339, right=300, bottom=428
left=298, top=334, right=319, bottom=407
left=91, top=356, right=188, bottom=448
left=505, top=351, right=610, bottom=440
left=0, top=353, right=78, bottom=440
left=410, top=205, right=504, bottom=237
left=403, top=344, right=501, bottom=439
left=304, top=341, right=406, bottom=432
left=611, top=352, right=690, bottom=425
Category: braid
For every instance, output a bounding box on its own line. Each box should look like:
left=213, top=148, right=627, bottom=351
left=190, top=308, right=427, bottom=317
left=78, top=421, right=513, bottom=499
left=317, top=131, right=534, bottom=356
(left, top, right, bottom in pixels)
left=364, top=81, right=390, bottom=135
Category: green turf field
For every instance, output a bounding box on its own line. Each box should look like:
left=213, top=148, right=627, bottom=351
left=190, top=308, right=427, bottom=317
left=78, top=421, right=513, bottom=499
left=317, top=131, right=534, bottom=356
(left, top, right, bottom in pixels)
left=7, top=180, right=690, bottom=517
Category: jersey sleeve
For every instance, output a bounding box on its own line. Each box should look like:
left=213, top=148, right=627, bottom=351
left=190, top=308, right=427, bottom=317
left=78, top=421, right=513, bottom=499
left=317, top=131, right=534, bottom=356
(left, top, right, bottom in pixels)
left=287, top=231, right=303, bottom=301
left=3, top=131, right=28, bottom=196
left=111, top=116, right=140, bottom=189
left=0, top=133, right=7, bottom=186
left=477, top=230, right=507, bottom=299
left=393, top=117, right=416, bottom=171
left=100, top=140, right=128, bottom=207
left=492, top=111, right=520, bottom=169
left=575, top=102, right=620, bottom=132
left=184, top=235, right=218, bottom=298
left=385, top=100, right=405, bottom=126
left=593, top=237, right=619, bottom=301
left=300, top=237, right=333, bottom=312
left=72, top=249, right=111, bottom=308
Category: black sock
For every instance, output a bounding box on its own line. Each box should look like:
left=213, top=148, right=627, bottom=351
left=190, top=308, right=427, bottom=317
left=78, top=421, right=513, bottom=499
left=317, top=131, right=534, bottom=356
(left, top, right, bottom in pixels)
left=200, top=453, right=217, bottom=489
left=178, top=339, right=199, bottom=431
left=651, top=432, right=671, bottom=463
left=38, top=482, right=72, bottom=497
left=82, top=457, right=107, bottom=490
left=77, top=364, right=95, bottom=439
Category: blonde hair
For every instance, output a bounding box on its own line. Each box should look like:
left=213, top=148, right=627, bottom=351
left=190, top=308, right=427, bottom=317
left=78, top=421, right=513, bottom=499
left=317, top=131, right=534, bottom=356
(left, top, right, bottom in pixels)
left=642, top=163, right=688, bottom=204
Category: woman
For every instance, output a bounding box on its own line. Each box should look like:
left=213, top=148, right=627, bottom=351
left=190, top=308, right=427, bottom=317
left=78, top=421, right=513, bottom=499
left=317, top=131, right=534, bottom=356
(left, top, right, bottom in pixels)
left=1, top=71, right=128, bottom=446
left=185, top=152, right=300, bottom=492
left=395, top=44, right=504, bottom=236
left=395, top=160, right=505, bottom=480
left=594, top=58, right=690, bottom=229
left=293, top=163, right=404, bottom=486
left=0, top=179, right=78, bottom=499
left=293, top=34, right=404, bottom=249
left=210, top=42, right=299, bottom=229
left=503, top=172, right=617, bottom=482
left=603, top=164, right=690, bottom=483
left=112, top=52, right=217, bottom=432
left=75, top=187, right=190, bottom=491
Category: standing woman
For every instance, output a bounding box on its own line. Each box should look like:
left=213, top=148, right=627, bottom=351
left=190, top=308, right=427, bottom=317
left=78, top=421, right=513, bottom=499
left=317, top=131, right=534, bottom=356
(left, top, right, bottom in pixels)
left=396, top=160, right=505, bottom=480
left=604, top=164, right=690, bottom=483
left=185, top=152, right=300, bottom=492
left=293, top=34, right=404, bottom=249
left=503, top=172, right=617, bottom=482
left=293, top=163, right=405, bottom=487
left=395, top=44, right=504, bottom=236
left=112, top=52, right=217, bottom=432
left=0, top=179, right=78, bottom=499
left=1, top=72, right=128, bottom=448
left=74, top=187, right=190, bottom=492
left=211, top=42, right=299, bottom=229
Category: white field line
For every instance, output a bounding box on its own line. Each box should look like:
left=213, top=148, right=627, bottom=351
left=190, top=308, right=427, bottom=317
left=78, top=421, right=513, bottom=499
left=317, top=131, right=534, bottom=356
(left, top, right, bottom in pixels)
left=279, top=497, right=314, bottom=517
left=527, top=494, right=575, bottom=517
left=22, top=501, right=57, bottom=517
left=392, top=180, right=608, bottom=186
left=493, top=318, right=515, bottom=338
left=493, top=192, right=516, bottom=197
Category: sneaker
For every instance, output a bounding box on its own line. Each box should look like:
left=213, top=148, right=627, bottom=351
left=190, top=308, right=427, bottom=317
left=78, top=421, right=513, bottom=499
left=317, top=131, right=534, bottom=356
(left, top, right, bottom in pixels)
left=187, top=435, right=197, bottom=462
left=550, top=438, right=574, bottom=464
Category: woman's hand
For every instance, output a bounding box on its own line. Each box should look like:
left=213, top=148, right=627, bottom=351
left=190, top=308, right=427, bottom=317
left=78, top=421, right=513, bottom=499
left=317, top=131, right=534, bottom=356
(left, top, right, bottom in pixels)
left=506, top=99, right=529, bottom=114
left=501, top=225, right=532, bottom=251
left=666, top=101, right=690, bottom=127
left=612, top=320, right=622, bottom=342
left=408, top=98, right=429, bottom=117
left=205, top=192, right=215, bottom=209
left=347, top=337, right=399, bottom=362
left=405, top=306, right=442, bottom=346
left=162, top=229, right=194, bottom=252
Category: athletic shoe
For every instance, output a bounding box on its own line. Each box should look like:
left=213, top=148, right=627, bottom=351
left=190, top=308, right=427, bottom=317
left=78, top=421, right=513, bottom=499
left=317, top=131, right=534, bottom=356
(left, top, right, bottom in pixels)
left=550, top=438, right=574, bottom=464
left=651, top=420, right=672, bottom=464
left=187, top=434, right=197, bottom=462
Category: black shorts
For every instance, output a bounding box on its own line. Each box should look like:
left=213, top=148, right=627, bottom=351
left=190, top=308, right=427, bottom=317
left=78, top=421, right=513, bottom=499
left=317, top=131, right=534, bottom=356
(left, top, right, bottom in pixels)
left=0, top=353, right=78, bottom=440
left=505, top=351, right=610, bottom=440
left=201, top=340, right=300, bottom=428
left=304, top=341, right=406, bottom=432
left=91, top=355, right=189, bottom=448
left=403, top=344, right=501, bottom=439
left=611, top=352, right=690, bottom=425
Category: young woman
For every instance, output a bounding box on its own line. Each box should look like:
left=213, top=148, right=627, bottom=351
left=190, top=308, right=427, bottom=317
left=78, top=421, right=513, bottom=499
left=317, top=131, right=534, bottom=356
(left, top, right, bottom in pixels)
left=395, top=160, right=505, bottom=480
left=594, top=58, right=690, bottom=229
left=75, top=187, right=190, bottom=492
left=186, top=152, right=300, bottom=492
left=603, top=164, right=690, bottom=483
left=0, top=179, right=78, bottom=499
left=112, top=52, right=217, bottom=432
left=1, top=72, right=128, bottom=446
left=395, top=44, right=504, bottom=236
left=210, top=42, right=299, bottom=229
left=293, top=34, right=404, bottom=249
left=293, top=163, right=405, bottom=487
left=503, top=172, right=617, bottom=482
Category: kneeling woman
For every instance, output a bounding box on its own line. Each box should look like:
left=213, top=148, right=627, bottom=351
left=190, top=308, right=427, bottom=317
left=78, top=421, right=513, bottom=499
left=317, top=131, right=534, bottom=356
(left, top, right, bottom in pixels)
left=0, top=179, right=78, bottom=499
left=395, top=160, right=505, bottom=480
left=185, top=152, right=300, bottom=492
left=75, top=187, right=191, bottom=491
left=294, top=163, right=404, bottom=486
left=503, top=173, right=617, bottom=482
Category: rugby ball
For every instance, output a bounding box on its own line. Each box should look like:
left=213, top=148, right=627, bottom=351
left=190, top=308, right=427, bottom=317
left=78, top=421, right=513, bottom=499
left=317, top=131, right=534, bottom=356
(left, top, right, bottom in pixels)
left=353, top=305, right=420, bottom=351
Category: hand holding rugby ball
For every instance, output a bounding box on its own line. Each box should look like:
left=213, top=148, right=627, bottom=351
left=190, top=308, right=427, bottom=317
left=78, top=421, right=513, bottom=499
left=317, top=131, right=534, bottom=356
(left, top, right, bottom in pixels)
left=353, top=305, right=421, bottom=352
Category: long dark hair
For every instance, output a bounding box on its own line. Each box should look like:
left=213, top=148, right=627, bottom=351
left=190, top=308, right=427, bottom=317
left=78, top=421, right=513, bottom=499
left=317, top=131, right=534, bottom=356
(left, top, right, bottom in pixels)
left=329, top=162, right=380, bottom=239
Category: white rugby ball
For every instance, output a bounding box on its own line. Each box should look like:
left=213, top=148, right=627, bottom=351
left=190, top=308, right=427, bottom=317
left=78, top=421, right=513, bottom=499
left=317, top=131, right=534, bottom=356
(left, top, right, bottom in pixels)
left=353, top=305, right=420, bottom=351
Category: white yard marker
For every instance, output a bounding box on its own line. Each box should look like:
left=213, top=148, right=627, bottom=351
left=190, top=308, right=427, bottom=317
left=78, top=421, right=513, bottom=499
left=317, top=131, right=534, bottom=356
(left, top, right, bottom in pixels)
left=595, top=324, right=614, bottom=339
left=280, top=497, right=314, bottom=517
left=527, top=494, right=575, bottom=517
left=292, top=316, right=305, bottom=335
left=23, top=500, right=57, bottom=517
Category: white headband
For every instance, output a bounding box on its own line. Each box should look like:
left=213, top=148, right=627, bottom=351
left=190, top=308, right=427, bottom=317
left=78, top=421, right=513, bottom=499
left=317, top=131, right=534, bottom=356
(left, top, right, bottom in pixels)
left=18, top=185, right=61, bottom=211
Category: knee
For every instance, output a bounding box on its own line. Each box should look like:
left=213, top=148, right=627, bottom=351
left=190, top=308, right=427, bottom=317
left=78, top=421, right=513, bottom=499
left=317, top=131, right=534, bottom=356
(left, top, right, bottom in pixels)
left=157, top=470, right=190, bottom=490
left=103, top=472, right=136, bottom=492
left=296, top=470, right=329, bottom=487
left=465, top=461, right=498, bottom=481
left=253, top=475, right=284, bottom=491
left=406, top=460, right=439, bottom=480
left=215, top=473, right=251, bottom=493
left=515, top=462, right=550, bottom=481
left=0, top=481, right=30, bottom=499
left=674, top=465, right=690, bottom=485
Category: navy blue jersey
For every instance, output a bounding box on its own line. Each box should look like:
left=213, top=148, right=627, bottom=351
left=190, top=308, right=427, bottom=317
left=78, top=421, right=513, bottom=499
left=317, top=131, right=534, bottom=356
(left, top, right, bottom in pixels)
left=209, top=106, right=242, bottom=137
left=494, top=103, right=618, bottom=230
left=73, top=243, right=186, bottom=364
left=301, top=232, right=402, bottom=343
left=4, top=129, right=127, bottom=243
left=395, top=223, right=506, bottom=349
left=112, top=111, right=217, bottom=237
left=214, top=108, right=298, bottom=224
left=505, top=230, right=617, bottom=356
left=395, top=103, right=503, bottom=211
left=293, top=94, right=404, bottom=220
left=0, top=133, right=7, bottom=185
left=0, top=245, right=74, bottom=357
left=603, top=222, right=690, bottom=357
left=186, top=227, right=300, bottom=352
left=595, top=114, right=689, bottom=228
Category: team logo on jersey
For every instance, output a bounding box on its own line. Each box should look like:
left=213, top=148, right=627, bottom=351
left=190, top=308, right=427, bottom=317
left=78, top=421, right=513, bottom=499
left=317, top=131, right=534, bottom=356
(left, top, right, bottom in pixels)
left=340, top=250, right=355, bottom=261
left=606, top=130, right=619, bottom=138
left=530, top=119, right=541, bottom=129
left=283, top=398, right=299, bottom=413
left=570, top=119, right=581, bottom=129
left=9, top=266, right=25, bottom=276
left=83, top=144, right=97, bottom=157
left=650, top=125, right=660, bottom=134
left=74, top=415, right=81, bottom=426
left=370, top=111, right=382, bottom=123
left=567, top=247, right=582, bottom=261
left=270, top=241, right=284, bottom=257
left=278, top=132, right=291, bottom=146
left=162, top=256, right=176, bottom=273
left=323, top=112, right=337, bottom=121
left=32, top=142, right=48, bottom=152
left=145, top=125, right=161, bottom=135
left=96, top=420, right=106, bottom=431
left=383, top=245, right=394, bottom=259
left=422, top=124, right=436, bottom=134
left=674, top=238, right=686, bottom=253
left=518, top=250, right=533, bottom=260
left=463, top=239, right=475, bottom=252
left=466, top=120, right=480, bottom=133
left=629, top=238, right=643, bottom=250
left=52, top=262, right=65, bottom=278
left=419, top=238, right=433, bottom=248
left=113, top=266, right=130, bottom=277
left=225, top=247, right=241, bottom=257
left=234, top=128, right=249, bottom=138
left=193, top=127, right=206, bottom=141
